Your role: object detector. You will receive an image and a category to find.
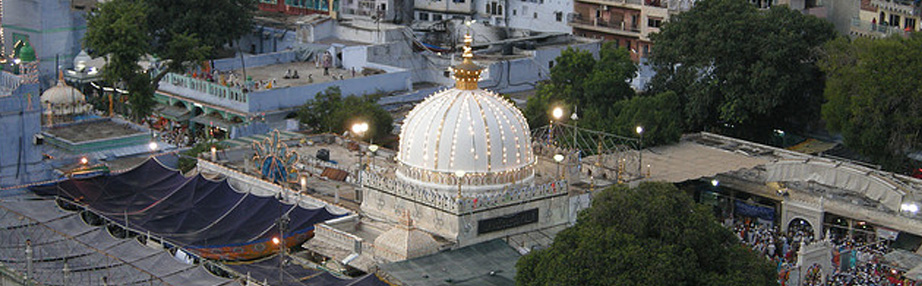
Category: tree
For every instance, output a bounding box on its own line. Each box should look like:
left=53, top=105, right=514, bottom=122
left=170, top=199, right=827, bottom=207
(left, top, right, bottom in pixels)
left=516, top=182, right=775, bottom=286
left=649, top=0, right=836, bottom=140
left=146, top=0, right=255, bottom=51
left=85, top=0, right=254, bottom=119
left=818, top=34, right=922, bottom=170
left=178, top=141, right=224, bottom=173
left=606, top=91, right=684, bottom=146
left=297, top=87, right=394, bottom=142
left=524, top=43, right=682, bottom=145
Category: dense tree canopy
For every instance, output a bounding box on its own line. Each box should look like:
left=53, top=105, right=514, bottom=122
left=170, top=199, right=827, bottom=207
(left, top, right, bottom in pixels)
left=516, top=182, right=775, bottom=286
left=649, top=0, right=836, bottom=140
left=819, top=34, right=922, bottom=170
left=85, top=0, right=255, bottom=119
left=524, top=43, right=680, bottom=145
left=297, top=87, right=394, bottom=142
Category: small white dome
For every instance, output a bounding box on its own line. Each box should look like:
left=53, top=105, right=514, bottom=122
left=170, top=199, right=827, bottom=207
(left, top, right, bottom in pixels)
left=73, top=50, right=92, bottom=71
left=41, top=78, right=90, bottom=115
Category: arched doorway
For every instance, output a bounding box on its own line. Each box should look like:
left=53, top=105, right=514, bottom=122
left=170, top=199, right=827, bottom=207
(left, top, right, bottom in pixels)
left=788, top=218, right=815, bottom=239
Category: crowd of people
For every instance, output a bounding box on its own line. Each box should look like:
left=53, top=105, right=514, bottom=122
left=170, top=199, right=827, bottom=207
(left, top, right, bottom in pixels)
left=724, top=216, right=918, bottom=286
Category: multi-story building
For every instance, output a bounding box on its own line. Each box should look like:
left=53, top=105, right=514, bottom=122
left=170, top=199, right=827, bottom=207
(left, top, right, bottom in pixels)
left=851, top=0, right=919, bottom=37
left=469, top=0, right=572, bottom=33
left=1, top=0, right=89, bottom=87
left=414, top=0, right=476, bottom=21
left=413, top=0, right=572, bottom=33
left=569, top=0, right=684, bottom=61
left=258, top=0, right=340, bottom=15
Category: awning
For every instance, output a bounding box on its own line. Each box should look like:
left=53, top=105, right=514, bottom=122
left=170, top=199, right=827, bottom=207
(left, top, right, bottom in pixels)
left=153, top=104, right=192, bottom=121
left=191, top=114, right=237, bottom=130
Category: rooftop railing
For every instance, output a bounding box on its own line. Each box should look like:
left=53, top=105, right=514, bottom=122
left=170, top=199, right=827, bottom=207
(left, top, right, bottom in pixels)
left=162, top=73, right=248, bottom=103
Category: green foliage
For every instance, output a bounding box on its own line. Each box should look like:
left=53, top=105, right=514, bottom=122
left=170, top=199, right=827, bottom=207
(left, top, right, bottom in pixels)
left=818, top=34, right=922, bottom=170
left=146, top=0, right=256, bottom=51
left=85, top=0, right=251, bottom=120
left=178, top=141, right=224, bottom=173
left=297, top=87, right=394, bottom=142
left=524, top=43, right=682, bottom=145
left=649, top=0, right=836, bottom=139
left=606, top=91, right=684, bottom=146
left=516, top=182, right=775, bottom=286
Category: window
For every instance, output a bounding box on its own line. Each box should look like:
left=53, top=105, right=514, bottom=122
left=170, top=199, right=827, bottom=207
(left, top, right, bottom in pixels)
left=906, top=18, right=917, bottom=30
left=513, top=9, right=516, bottom=15
left=453, top=0, right=465, bottom=3
left=260, top=0, right=276, bottom=3
left=488, top=2, right=501, bottom=15
left=548, top=61, right=554, bottom=69
left=433, top=14, right=443, bottom=20
left=890, top=14, right=901, bottom=27
left=419, top=12, right=429, bottom=20
left=380, top=3, right=386, bottom=11
left=533, top=12, right=537, bottom=19
left=647, top=18, right=662, bottom=28
left=555, top=11, right=562, bottom=22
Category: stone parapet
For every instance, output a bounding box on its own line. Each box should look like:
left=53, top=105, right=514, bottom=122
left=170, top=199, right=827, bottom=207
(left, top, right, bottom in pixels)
left=362, top=171, right=567, bottom=214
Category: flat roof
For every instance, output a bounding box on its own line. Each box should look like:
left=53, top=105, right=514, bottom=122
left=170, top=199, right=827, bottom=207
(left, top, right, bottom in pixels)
left=45, top=119, right=145, bottom=143
left=379, top=239, right=520, bottom=286
left=639, top=141, right=772, bottom=183
left=234, top=61, right=355, bottom=88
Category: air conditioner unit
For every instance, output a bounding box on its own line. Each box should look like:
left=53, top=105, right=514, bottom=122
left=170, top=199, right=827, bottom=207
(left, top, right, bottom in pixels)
left=33, top=134, right=44, bottom=145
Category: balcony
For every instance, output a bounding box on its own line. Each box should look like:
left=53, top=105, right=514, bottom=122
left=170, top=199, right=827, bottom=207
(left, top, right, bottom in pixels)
left=573, top=0, right=642, bottom=8
left=569, top=16, right=641, bottom=37
left=850, top=17, right=914, bottom=38
left=871, top=0, right=921, bottom=16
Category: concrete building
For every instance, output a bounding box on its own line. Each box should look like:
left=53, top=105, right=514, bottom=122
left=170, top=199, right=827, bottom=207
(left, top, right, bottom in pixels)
left=153, top=16, right=417, bottom=140
left=0, top=0, right=89, bottom=87
left=0, top=59, right=49, bottom=188
left=413, top=0, right=572, bottom=33
left=851, top=0, right=919, bottom=37
left=569, top=0, right=694, bottom=61
left=258, top=0, right=340, bottom=15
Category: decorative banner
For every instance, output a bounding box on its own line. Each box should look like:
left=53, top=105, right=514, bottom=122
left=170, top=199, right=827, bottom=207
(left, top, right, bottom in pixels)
left=734, top=201, right=775, bottom=222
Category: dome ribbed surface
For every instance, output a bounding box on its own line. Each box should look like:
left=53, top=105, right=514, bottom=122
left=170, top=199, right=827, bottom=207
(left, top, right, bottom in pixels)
left=397, top=88, right=534, bottom=188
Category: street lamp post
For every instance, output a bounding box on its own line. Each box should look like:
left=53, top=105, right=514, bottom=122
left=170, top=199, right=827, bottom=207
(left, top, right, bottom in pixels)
left=553, top=154, right=564, bottom=180
left=551, top=107, right=563, bottom=147
left=351, top=122, right=369, bottom=202
left=635, top=126, right=644, bottom=178
left=570, top=110, right=578, bottom=149
left=368, top=144, right=379, bottom=173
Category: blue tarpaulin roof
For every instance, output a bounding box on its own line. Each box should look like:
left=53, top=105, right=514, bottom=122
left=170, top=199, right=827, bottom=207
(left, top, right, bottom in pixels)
left=31, top=158, right=341, bottom=259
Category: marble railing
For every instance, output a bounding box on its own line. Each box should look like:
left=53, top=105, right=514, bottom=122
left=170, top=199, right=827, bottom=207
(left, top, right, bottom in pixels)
left=362, top=172, right=567, bottom=214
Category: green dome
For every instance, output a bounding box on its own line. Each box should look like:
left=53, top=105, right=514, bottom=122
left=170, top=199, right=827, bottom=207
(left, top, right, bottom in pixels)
left=19, top=42, right=36, bottom=62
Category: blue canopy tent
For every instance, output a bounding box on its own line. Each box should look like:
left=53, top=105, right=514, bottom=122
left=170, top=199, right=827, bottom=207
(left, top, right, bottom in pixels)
left=32, top=158, right=342, bottom=260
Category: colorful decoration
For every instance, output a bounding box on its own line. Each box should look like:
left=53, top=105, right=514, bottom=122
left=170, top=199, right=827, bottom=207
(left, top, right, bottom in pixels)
left=252, top=130, right=300, bottom=184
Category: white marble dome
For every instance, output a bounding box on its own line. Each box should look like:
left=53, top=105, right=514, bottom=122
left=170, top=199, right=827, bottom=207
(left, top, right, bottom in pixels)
left=396, top=87, right=535, bottom=190
left=41, top=77, right=90, bottom=115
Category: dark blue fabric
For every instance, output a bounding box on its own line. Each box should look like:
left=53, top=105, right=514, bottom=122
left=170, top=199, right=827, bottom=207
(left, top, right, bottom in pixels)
left=31, top=159, right=340, bottom=249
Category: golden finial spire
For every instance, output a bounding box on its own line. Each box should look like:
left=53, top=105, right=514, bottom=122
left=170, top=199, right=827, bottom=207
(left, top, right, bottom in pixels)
left=451, top=33, right=482, bottom=90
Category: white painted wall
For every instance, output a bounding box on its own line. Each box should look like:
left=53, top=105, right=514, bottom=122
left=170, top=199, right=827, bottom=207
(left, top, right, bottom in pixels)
left=504, top=0, right=573, bottom=33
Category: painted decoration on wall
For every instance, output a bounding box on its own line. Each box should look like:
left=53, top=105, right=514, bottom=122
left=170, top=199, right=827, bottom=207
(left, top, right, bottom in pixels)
left=253, top=130, right=300, bottom=184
